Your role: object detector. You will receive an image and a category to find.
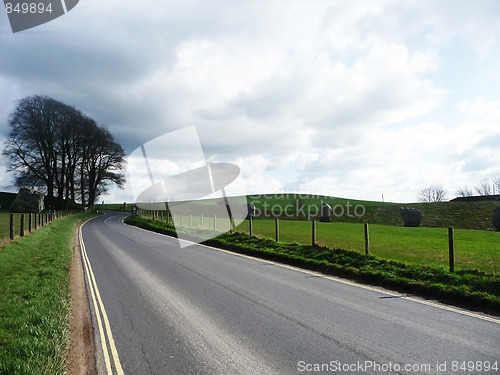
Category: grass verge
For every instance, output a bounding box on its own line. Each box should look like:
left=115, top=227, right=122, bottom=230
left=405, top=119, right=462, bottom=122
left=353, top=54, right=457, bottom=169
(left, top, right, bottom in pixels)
left=0, top=212, right=95, bottom=375
left=125, top=215, right=500, bottom=315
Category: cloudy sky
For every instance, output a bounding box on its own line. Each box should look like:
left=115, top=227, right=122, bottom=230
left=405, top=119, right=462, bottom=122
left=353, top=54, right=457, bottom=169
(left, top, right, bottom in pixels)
left=1, top=0, right=499, bottom=203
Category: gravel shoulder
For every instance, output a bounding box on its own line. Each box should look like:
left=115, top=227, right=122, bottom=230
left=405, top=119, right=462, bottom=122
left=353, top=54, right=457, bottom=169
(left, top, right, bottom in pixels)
left=68, top=224, right=97, bottom=375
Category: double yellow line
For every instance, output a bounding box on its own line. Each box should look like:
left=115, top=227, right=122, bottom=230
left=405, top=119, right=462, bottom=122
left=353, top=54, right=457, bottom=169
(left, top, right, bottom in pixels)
left=79, top=222, right=125, bottom=375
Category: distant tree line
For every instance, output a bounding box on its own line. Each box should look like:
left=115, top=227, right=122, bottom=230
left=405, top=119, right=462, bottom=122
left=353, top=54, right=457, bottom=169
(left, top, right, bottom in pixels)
left=418, top=174, right=500, bottom=203
left=456, top=175, right=500, bottom=198
left=2, top=95, right=126, bottom=209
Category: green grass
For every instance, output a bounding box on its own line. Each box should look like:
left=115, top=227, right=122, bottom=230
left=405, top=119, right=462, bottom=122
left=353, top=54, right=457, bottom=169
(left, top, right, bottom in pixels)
left=233, top=219, right=500, bottom=274
left=131, top=193, right=499, bottom=230
left=0, top=213, right=32, bottom=240
left=125, top=215, right=500, bottom=313
left=247, top=193, right=499, bottom=230
left=0, top=212, right=95, bottom=375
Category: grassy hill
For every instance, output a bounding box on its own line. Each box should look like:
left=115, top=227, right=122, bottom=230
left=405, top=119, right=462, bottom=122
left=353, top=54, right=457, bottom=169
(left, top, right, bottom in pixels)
left=247, top=194, right=499, bottom=231
left=98, top=192, right=499, bottom=231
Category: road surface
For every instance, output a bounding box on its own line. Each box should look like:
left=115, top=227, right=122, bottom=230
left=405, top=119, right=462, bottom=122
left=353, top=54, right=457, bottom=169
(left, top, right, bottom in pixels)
left=80, top=211, right=500, bottom=375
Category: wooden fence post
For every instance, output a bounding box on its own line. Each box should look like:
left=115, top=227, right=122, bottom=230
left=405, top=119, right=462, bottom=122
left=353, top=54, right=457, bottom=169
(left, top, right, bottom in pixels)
left=312, top=220, right=316, bottom=246
left=201, top=214, right=204, bottom=229
left=364, top=223, right=370, bottom=255
left=213, top=215, right=216, bottom=231
left=20, top=214, right=25, bottom=237
left=10, top=214, right=14, bottom=240
left=249, top=216, right=253, bottom=236
left=275, top=219, right=279, bottom=242
left=29, top=213, right=32, bottom=233
left=448, top=227, right=455, bottom=273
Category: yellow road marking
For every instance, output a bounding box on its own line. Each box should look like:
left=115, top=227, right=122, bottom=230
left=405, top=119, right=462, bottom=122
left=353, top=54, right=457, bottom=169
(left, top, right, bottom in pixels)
left=80, top=219, right=125, bottom=375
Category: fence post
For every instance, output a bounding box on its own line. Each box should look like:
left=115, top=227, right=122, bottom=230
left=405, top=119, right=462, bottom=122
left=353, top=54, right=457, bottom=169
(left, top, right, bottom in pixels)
left=29, top=213, right=32, bottom=233
left=10, top=214, right=14, bottom=240
left=213, top=215, right=216, bottom=231
left=189, top=214, right=192, bottom=228
left=364, top=223, right=370, bottom=255
left=312, top=220, right=316, bottom=246
left=448, top=227, right=455, bottom=273
left=275, top=219, right=279, bottom=242
left=20, top=214, right=25, bottom=237
left=249, top=216, right=253, bottom=236
left=201, top=214, right=204, bottom=229
left=34, top=213, right=37, bottom=230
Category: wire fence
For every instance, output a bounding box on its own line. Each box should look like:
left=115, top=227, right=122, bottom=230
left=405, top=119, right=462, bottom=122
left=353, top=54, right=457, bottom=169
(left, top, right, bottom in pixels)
left=0, top=210, right=83, bottom=244
left=138, top=209, right=500, bottom=275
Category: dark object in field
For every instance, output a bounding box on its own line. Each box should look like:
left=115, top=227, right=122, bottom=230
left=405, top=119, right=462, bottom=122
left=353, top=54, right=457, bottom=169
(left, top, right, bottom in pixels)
left=320, top=203, right=332, bottom=222
left=10, top=187, right=45, bottom=213
left=400, top=207, right=422, bottom=227
left=492, top=206, right=500, bottom=231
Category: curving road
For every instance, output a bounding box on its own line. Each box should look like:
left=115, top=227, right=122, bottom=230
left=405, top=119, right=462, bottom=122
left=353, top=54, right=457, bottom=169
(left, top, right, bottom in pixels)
left=80, top=211, right=500, bottom=375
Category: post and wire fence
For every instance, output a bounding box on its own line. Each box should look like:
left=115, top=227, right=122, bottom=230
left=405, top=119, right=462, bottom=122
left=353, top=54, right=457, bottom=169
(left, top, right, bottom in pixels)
left=136, top=209, right=498, bottom=275
left=0, top=210, right=83, bottom=243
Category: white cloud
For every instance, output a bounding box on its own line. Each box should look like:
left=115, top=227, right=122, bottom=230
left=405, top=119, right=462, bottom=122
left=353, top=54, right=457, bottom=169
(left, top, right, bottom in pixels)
left=1, top=0, right=499, bottom=203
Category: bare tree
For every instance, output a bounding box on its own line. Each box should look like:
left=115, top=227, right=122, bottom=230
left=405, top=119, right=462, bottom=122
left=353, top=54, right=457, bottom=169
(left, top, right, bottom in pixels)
left=456, top=185, right=474, bottom=197
left=80, top=125, right=125, bottom=206
left=2, top=95, right=126, bottom=208
left=475, top=179, right=492, bottom=196
left=492, top=174, right=500, bottom=195
left=418, top=185, right=446, bottom=203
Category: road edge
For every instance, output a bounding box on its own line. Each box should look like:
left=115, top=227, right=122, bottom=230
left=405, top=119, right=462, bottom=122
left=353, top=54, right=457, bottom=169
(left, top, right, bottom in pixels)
left=68, top=222, right=97, bottom=375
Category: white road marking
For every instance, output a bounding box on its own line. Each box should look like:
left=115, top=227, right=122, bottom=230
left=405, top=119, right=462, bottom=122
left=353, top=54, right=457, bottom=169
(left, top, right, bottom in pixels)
left=125, top=218, right=500, bottom=325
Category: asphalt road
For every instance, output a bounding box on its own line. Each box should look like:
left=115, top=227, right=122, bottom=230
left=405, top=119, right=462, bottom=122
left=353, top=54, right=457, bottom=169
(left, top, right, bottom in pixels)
left=80, top=211, right=500, bottom=375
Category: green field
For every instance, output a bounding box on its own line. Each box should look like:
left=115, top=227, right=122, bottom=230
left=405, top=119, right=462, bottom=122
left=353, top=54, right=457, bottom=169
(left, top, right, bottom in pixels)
left=116, top=192, right=499, bottom=230
left=246, top=193, right=498, bottom=230
left=131, top=193, right=500, bottom=274
left=0, top=212, right=55, bottom=241
left=135, top=209, right=500, bottom=274
left=0, top=213, right=28, bottom=240
left=233, top=219, right=499, bottom=274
